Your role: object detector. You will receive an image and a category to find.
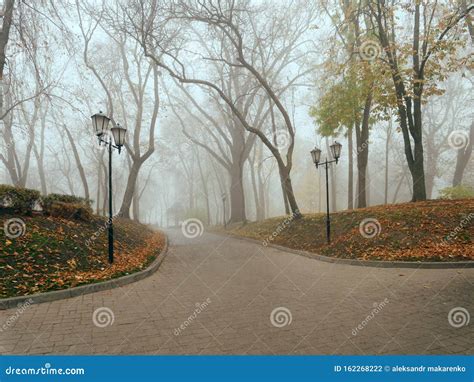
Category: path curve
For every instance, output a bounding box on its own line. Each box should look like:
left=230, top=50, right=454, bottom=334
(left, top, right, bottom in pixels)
left=0, top=229, right=472, bottom=355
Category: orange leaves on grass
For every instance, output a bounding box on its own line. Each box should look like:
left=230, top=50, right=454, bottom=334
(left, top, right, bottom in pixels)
left=230, top=199, right=473, bottom=262
left=1, top=212, right=166, bottom=298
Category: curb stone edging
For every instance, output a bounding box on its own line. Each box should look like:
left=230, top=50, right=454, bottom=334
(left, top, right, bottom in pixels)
left=216, top=231, right=474, bottom=269
left=0, top=235, right=169, bottom=310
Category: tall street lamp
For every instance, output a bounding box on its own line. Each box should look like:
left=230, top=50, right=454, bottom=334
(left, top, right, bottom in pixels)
left=310, top=141, right=342, bottom=244
left=91, top=111, right=127, bottom=264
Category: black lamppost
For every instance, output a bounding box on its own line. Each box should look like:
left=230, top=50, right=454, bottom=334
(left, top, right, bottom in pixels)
left=221, top=193, right=227, bottom=229
left=91, top=111, right=127, bottom=264
left=310, top=141, right=342, bottom=244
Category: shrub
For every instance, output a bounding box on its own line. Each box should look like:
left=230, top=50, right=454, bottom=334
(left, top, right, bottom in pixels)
left=42, top=193, right=94, bottom=221
left=439, top=185, right=474, bottom=200
left=48, top=201, right=93, bottom=221
left=0, top=185, right=41, bottom=215
left=42, top=193, right=92, bottom=210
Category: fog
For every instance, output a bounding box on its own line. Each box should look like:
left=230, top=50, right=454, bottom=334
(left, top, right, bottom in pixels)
left=1, top=0, right=472, bottom=226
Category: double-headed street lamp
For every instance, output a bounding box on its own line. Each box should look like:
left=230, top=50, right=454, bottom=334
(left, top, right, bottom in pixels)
left=310, top=141, right=342, bottom=244
left=91, top=111, right=127, bottom=264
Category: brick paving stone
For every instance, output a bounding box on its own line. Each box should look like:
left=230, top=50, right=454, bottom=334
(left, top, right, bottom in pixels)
left=0, top=229, right=473, bottom=355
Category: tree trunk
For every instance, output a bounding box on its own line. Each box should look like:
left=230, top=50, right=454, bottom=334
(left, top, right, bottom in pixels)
left=410, top=143, right=427, bottom=201
left=229, top=162, right=246, bottom=223
left=196, top=150, right=211, bottom=225
left=331, top=165, right=337, bottom=212
left=384, top=118, right=392, bottom=204
left=64, top=126, right=90, bottom=200
left=132, top=191, right=140, bottom=222
left=280, top=177, right=290, bottom=215
left=249, top=159, right=260, bottom=221
left=356, top=163, right=367, bottom=208
left=204, top=189, right=211, bottom=226
left=373, top=3, right=427, bottom=202
left=270, top=103, right=291, bottom=215
left=257, top=163, right=266, bottom=220
left=31, top=103, right=48, bottom=194
left=1, top=117, right=20, bottom=185
left=33, top=144, right=47, bottom=195
left=119, top=160, right=142, bottom=219
left=326, top=138, right=337, bottom=212
left=347, top=125, right=354, bottom=209
left=33, top=108, right=47, bottom=195
left=0, top=0, right=14, bottom=81
left=251, top=142, right=266, bottom=220
left=280, top=166, right=301, bottom=217
left=318, top=170, right=322, bottom=213
left=454, top=0, right=474, bottom=185
left=366, top=166, right=371, bottom=206
left=355, top=91, right=371, bottom=208
left=410, top=97, right=427, bottom=201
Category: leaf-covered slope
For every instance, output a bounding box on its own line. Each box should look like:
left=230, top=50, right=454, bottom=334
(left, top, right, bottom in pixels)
left=1, top=214, right=165, bottom=298
left=228, top=199, right=473, bottom=262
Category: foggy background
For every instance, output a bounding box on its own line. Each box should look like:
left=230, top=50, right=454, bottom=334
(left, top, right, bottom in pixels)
left=0, top=0, right=472, bottom=227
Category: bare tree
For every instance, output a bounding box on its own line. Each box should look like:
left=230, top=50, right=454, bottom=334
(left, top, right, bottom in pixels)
left=422, top=78, right=470, bottom=197
left=116, top=39, right=159, bottom=219
left=121, top=0, right=320, bottom=218
left=0, top=5, right=53, bottom=186
left=0, top=0, right=14, bottom=81
left=76, top=2, right=160, bottom=220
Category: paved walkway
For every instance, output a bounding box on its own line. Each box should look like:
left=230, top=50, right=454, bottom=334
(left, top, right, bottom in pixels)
left=0, top=229, right=473, bottom=355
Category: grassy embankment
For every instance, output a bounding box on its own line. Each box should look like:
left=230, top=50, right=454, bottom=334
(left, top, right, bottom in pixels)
left=1, top=213, right=165, bottom=298
left=225, top=199, right=473, bottom=262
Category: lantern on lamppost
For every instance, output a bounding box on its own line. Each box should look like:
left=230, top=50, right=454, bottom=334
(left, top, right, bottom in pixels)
left=310, top=141, right=342, bottom=244
left=111, top=123, right=127, bottom=153
left=310, top=147, right=322, bottom=168
left=330, top=141, right=342, bottom=163
left=91, top=112, right=127, bottom=264
left=91, top=111, right=111, bottom=137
